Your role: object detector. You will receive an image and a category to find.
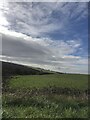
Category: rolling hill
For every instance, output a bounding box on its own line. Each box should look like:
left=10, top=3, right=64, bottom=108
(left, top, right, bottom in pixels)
left=2, top=61, right=88, bottom=118
left=1, top=61, right=52, bottom=76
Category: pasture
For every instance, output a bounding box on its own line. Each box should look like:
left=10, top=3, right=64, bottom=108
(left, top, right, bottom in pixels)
left=2, top=73, right=88, bottom=118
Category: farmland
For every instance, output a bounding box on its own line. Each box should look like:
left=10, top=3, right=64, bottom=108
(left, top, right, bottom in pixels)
left=8, top=74, right=88, bottom=90
left=2, top=61, right=89, bottom=118
left=2, top=75, right=88, bottom=118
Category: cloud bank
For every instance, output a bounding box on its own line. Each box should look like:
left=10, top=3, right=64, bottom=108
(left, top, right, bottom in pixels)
left=0, top=2, right=88, bottom=74
left=1, top=33, right=88, bottom=74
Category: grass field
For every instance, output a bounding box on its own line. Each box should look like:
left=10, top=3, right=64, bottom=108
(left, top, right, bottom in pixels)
left=9, top=74, right=88, bottom=90
left=2, top=73, right=88, bottom=118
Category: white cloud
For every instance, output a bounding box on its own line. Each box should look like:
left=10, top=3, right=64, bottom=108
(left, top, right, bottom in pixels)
left=0, top=2, right=88, bottom=37
left=0, top=2, right=88, bottom=74
left=4, top=0, right=90, bottom=2
left=1, top=33, right=88, bottom=74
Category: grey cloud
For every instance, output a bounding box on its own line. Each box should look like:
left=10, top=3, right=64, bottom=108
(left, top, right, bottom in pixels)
left=1, top=33, right=88, bottom=74
left=0, top=2, right=88, bottom=74
left=2, top=34, right=50, bottom=58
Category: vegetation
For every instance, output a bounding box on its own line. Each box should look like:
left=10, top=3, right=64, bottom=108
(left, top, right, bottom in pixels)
left=2, top=61, right=52, bottom=76
left=8, top=74, right=88, bottom=90
left=2, top=62, right=89, bottom=118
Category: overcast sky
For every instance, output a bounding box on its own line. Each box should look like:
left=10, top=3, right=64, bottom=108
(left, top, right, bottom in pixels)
left=0, top=1, right=88, bottom=74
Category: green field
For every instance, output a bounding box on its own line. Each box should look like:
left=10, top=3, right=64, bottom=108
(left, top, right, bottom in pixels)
left=2, top=73, right=88, bottom=118
left=9, top=74, right=88, bottom=90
